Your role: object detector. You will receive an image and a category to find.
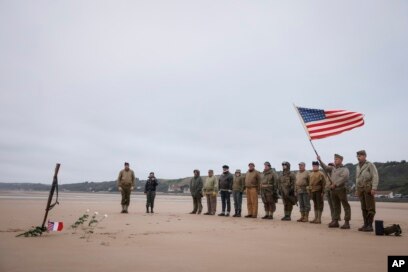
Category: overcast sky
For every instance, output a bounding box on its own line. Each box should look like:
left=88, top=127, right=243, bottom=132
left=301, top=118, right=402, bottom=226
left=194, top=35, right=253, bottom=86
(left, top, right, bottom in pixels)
left=1, top=1, right=407, bottom=184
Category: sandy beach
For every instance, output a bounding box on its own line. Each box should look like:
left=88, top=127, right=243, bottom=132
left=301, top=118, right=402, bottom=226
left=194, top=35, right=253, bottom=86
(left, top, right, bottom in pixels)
left=0, top=191, right=407, bottom=272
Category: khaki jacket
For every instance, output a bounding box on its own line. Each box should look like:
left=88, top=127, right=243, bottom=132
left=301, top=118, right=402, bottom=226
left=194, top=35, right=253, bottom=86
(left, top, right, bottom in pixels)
left=295, top=171, right=310, bottom=193
left=320, top=161, right=349, bottom=189
left=203, top=176, right=218, bottom=194
left=245, top=170, right=261, bottom=189
left=309, top=171, right=326, bottom=192
left=117, top=169, right=135, bottom=188
left=356, top=161, right=379, bottom=191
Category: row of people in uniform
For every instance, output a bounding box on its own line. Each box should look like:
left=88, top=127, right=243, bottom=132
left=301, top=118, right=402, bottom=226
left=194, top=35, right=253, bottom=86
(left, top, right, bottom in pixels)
left=116, top=150, right=378, bottom=232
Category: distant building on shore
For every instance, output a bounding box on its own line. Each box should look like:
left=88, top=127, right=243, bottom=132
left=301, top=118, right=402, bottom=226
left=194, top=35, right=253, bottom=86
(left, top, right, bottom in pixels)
left=375, top=191, right=394, bottom=199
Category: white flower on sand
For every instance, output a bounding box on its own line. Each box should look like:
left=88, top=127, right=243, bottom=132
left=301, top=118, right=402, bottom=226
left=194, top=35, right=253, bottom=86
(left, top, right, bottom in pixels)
left=104, top=214, right=108, bottom=218
left=86, top=209, right=90, bottom=213
left=94, top=211, right=99, bottom=215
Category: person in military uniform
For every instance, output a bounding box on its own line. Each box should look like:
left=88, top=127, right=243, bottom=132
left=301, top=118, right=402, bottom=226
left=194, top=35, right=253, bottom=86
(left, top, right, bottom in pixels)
left=295, top=162, right=310, bottom=222
left=117, top=162, right=136, bottom=213
left=190, top=169, right=203, bottom=214
left=244, top=162, right=261, bottom=218
left=355, top=150, right=379, bottom=232
left=324, top=163, right=336, bottom=223
left=260, top=162, right=278, bottom=219
left=145, top=172, right=158, bottom=214
left=309, top=161, right=326, bottom=224
left=279, top=161, right=297, bottom=221
left=232, top=169, right=245, bottom=217
left=218, top=165, right=234, bottom=216
left=318, top=154, right=351, bottom=229
left=203, top=170, right=218, bottom=215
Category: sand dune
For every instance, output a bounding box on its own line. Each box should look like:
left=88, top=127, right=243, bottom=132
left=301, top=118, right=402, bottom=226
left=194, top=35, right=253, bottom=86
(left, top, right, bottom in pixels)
left=0, top=191, right=407, bottom=272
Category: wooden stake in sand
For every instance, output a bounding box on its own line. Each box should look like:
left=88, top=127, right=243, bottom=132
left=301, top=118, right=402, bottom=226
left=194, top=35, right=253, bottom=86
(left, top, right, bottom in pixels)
left=16, top=163, right=61, bottom=237
left=41, top=163, right=61, bottom=230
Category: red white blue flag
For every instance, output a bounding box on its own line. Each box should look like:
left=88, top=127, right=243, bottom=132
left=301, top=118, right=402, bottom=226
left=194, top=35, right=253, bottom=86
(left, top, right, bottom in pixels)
left=48, top=221, right=64, bottom=232
left=295, top=106, right=365, bottom=140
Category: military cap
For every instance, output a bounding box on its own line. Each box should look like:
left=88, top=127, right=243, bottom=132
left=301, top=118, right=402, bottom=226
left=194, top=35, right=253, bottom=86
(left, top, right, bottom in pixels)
left=235, top=169, right=241, bottom=173
left=222, top=165, right=229, bottom=169
left=334, top=154, right=343, bottom=160
left=248, top=162, right=255, bottom=166
left=298, top=162, right=305, bottom=166
left=357, top=150, right=367, bottom=156
left=312, top=161, right=319, bottom=166
left=264, top=161, right=271, bottom=167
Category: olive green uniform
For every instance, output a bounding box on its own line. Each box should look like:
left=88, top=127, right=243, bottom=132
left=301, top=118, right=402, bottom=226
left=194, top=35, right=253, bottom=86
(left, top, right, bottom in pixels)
left=203, top=176, right=218, bottom=215
left=117, top=169, right=136, bottom=211
left=356, top=160, right=379, bottom=228
left=279, top=170, right=296, bottom=219
left=320, top=162, right=351, bottom=223
left=309, top=170, right=326, bottom=223
left=260, top=169, right=278, bottom=218
left=232, top=174, right=245, bottom=216
left=190, top=175, right=204, bottom=214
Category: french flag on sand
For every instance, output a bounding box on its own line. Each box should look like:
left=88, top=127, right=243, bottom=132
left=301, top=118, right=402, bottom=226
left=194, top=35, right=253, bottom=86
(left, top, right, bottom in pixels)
left=47, top=221, right=63, bottom=232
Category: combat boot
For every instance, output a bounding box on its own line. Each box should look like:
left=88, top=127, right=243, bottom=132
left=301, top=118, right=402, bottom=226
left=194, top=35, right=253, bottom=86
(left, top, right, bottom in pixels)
left=297, top=212, right=304, bottom=222
left=268, top=213, right=274, bottom=220
left=313, top=211, right=320, bottom=224
left=329, top=220, right=340, bottom=228
left=316, top=211, right=322, bottom=224
left=282, top=211, right=291, bottom=221
left=237, top=210, right=242, bottom=217
left=302, top=211, right=309, bottom=222
left=262, top=211, right=269, bottom=219
left=124, top=205, right=129, bottom=213
left=121, top=205, right=126, bottom=213
left=363, top=214, right=374, bottom=232
left=151, top=208, right=154, bottom=214
left=310, top=210, right=317, bottom=224
left=358, top=217, right=368, bottom=231
left=146, top=206, right=150, bottom=213
left=340, top=220, right=350, bottom=229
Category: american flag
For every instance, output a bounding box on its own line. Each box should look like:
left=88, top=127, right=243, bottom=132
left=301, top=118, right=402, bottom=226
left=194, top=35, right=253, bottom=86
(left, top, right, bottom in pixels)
left=47, top=221, right=63, bottom=232
left=296, top=106, right=365, bottom=140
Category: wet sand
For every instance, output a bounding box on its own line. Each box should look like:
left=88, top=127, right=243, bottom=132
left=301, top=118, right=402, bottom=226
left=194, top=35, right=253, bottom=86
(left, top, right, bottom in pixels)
left=0, top=191, right=407, bottom=272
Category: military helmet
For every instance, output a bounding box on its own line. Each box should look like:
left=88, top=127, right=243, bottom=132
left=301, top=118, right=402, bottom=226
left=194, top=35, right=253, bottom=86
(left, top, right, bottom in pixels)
left=282, top=161, right=290, bottom=167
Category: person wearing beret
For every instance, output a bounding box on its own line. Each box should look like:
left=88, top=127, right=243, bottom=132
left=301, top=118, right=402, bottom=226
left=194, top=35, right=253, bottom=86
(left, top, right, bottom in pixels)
left=309, top=161, right=326, bottom=224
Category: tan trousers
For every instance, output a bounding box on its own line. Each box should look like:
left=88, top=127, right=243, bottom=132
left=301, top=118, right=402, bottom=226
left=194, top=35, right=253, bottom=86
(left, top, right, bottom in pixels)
left=246, top=187, right=258, bottom=217
left=205, top=193, right=217, bottom=215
